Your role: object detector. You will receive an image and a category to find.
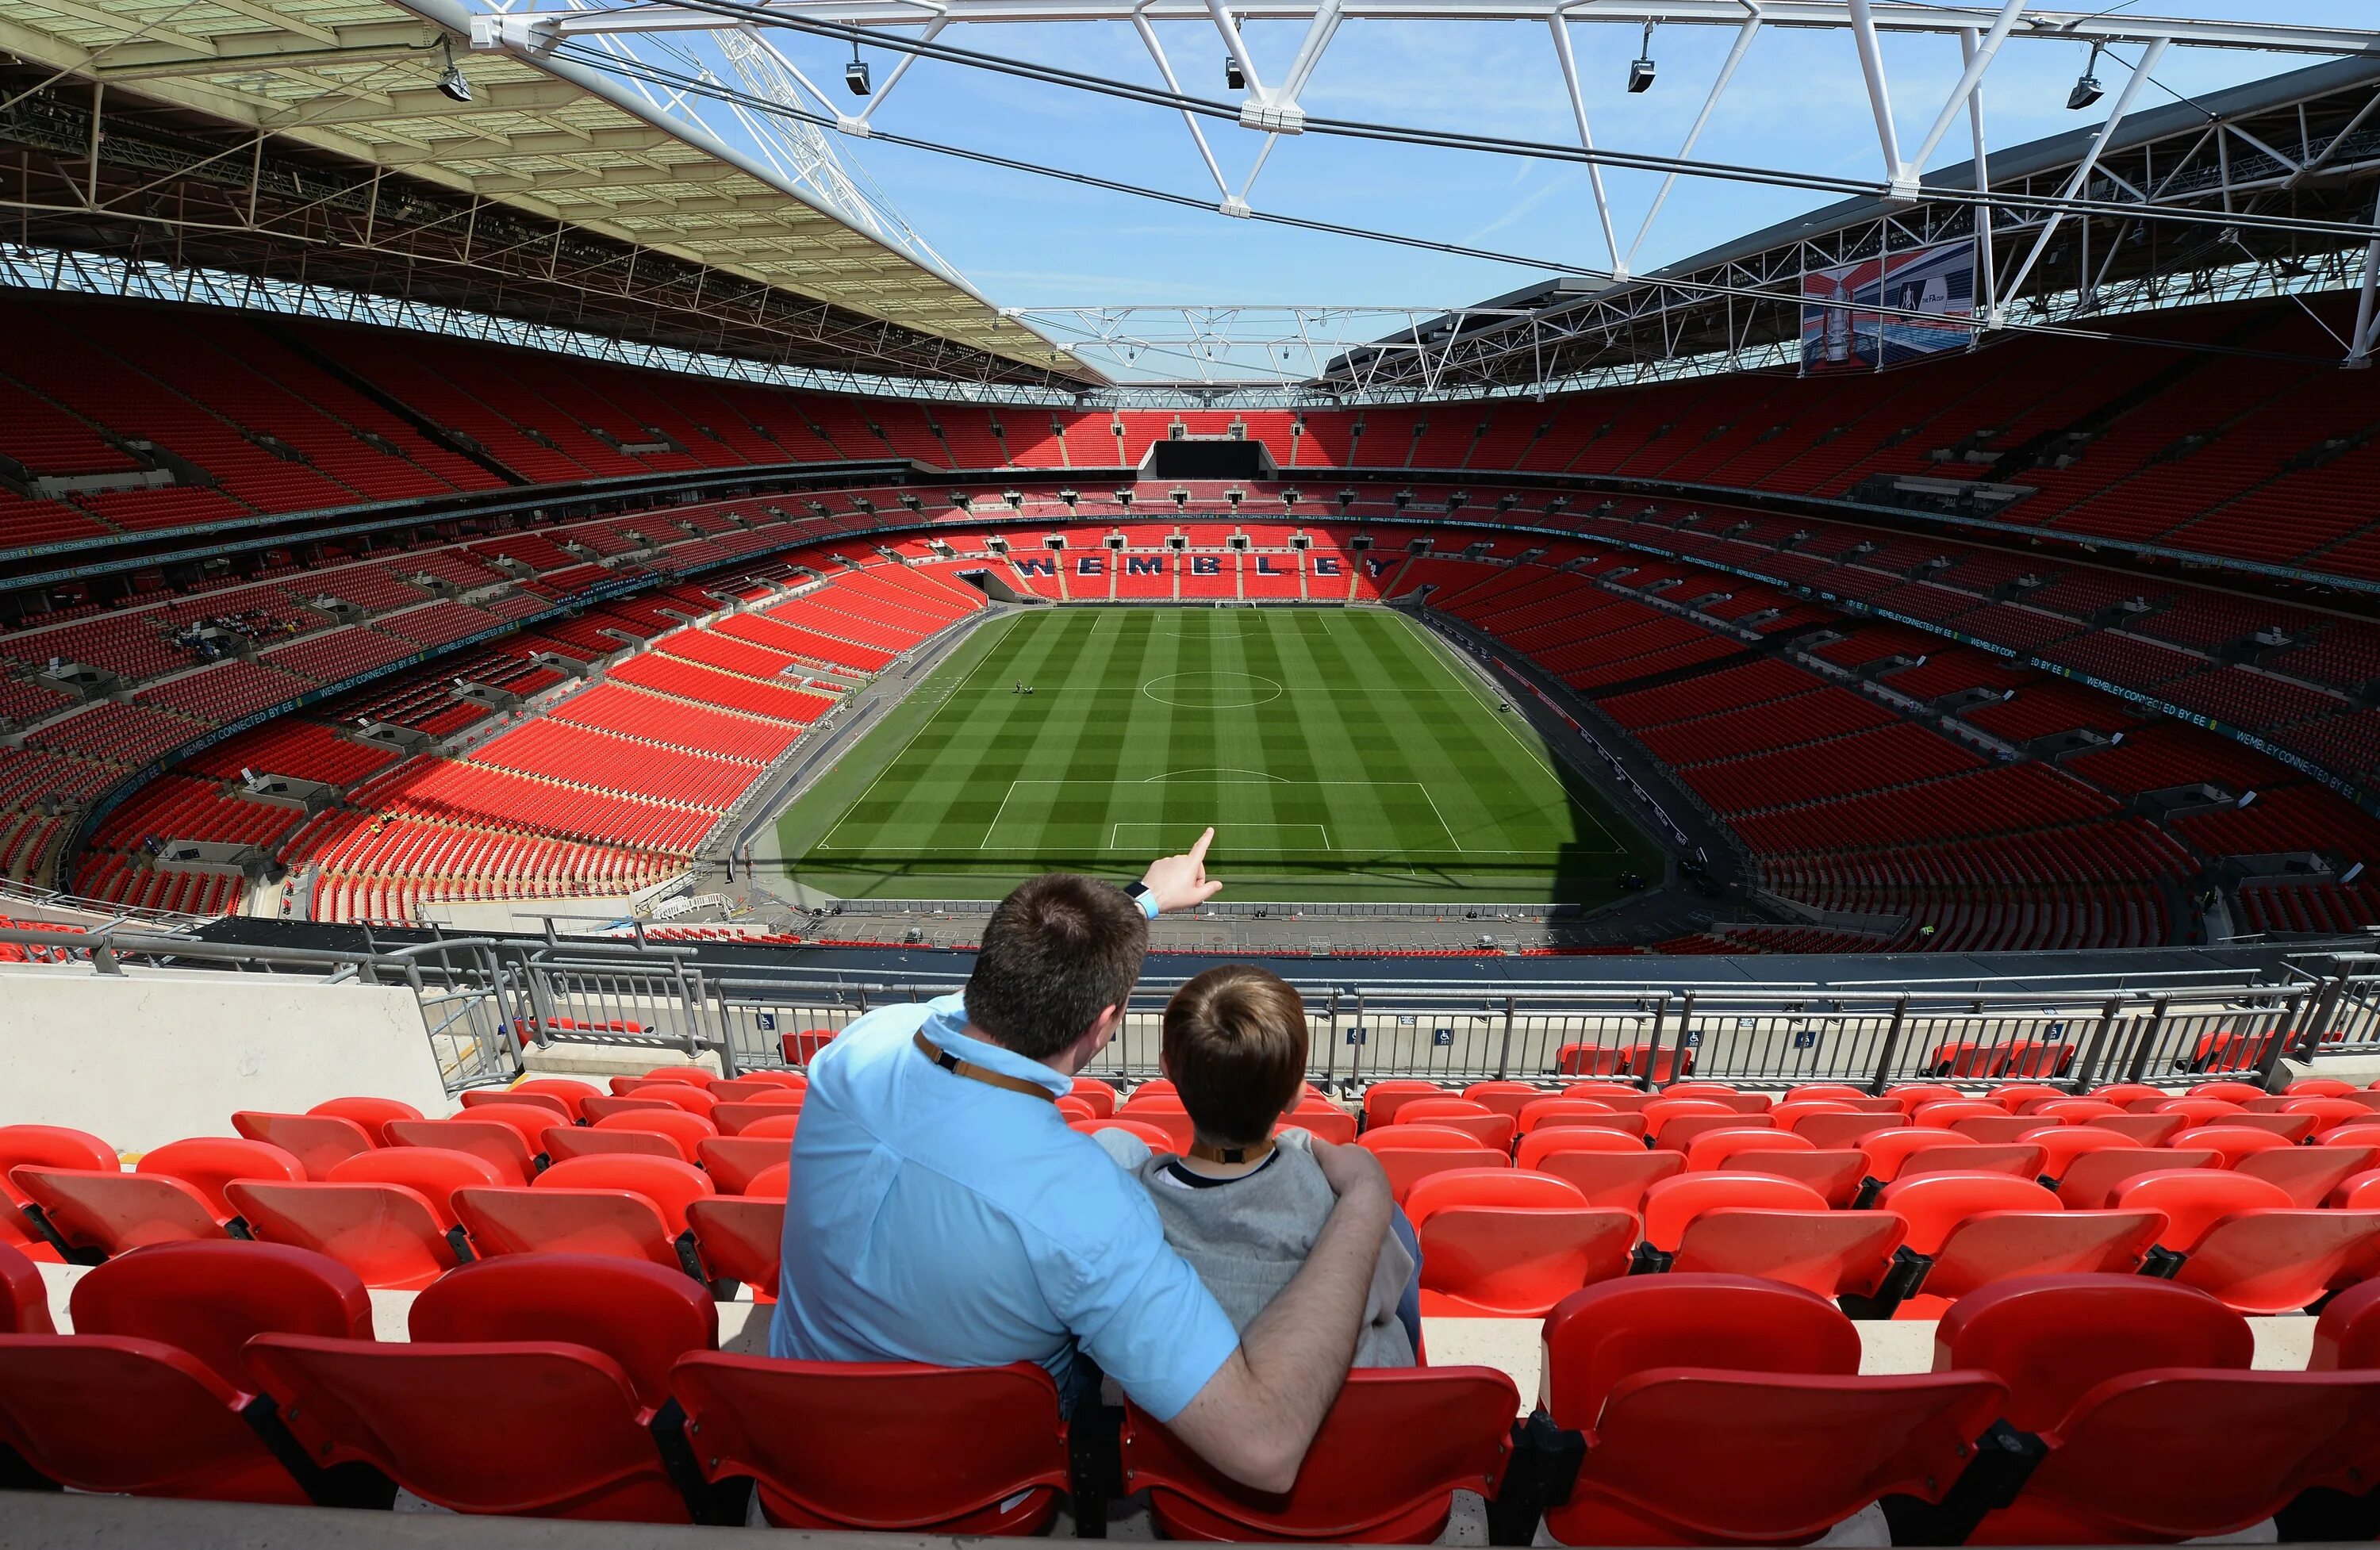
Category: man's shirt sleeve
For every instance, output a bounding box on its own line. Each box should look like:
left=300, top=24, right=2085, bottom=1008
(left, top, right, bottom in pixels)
left=1049, top=1186, right=1238, bottom=1422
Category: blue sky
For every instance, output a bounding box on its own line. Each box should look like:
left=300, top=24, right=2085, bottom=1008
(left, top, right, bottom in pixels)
left=616, top=3, right=2369, bottom=313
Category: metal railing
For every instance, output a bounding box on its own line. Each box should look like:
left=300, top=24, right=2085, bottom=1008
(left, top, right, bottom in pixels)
left=2, top=923, right=2363, bottom=1095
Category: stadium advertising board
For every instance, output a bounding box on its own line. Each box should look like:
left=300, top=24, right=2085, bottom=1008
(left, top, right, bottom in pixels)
left=1800, top=238, right=1975, bottom=374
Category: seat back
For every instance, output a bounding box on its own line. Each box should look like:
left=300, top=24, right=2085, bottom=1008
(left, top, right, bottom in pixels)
left=536, top=1155, right=713, bottom=1235
left=242, top=1334, right=691, bottom=1521
left=2172, top=1209, right=2380, bottom=1316
left=2010, top=1372, right=2380, bottom=1542
left=1899, top=1142, right=2047, bottom=1183
left=0, top=1334, right=308, bottom=1503
left=229, top=1114, right=375, bottom=1180
left=455, top=1187, right=681, bottom=1271
left=0, top=1241, right=55, bottom=1333
left=1404, top=1167, right=1585, bottom=1226
left=1359, top=1082, right=1445, bottom=1128
left=305, top=1097, right=422, bottom=1145
left=685, top=1196, right=785, bottom=1299
left=2022, top=1124, right=2143, bottom=1181
left=1519, top=1143, right=1683, bottom=1211
left=137, top=1138, right=305, bottom=1218
left=695, top=1136, right=793, bottom=1195
left=2055, top=1147, right=2217, bottom=1209
left=324, top=1146, right=504, bottom=1223
left=2116, top=1168, right=2294, bottom=1253
left=1791, top=1113, right=1902, bottom=1149
left=543, top=1126, right=681, bottom=1164
left=1934, top=1273, right=2253, bottom=1432
left=1542, top=1273, right=1860, bottom=1428
left=1639, top=1172, right=1828, bottom=1255
left=1072, top=1118, right=1175, bottom=1152
left=225, top=1180, right=460, bottom=1291
left=2312, top=1279, right=2380, bottom=1372
left=1515, top=1100, right=1642, bottom=1140
left=1729, top=1149, right=1870, bottom=1208
left=408, top=1253, right=715, bottom=1409
left=454, top=1103, right=578, bottom=1157
left=10, top=1167, right=223, bottom=1254
left=500, top=1079, right=602, bottom=1120
left=1683, top=1129, right=1814, bottom=1172
left=1878, top=1172, right=2063, bottom=1257
left=669, top=1353, right=1070, bottom=1533
left=2190, top=1080, right=2270, bottom=1103
left=1069, top=1077, right=1118, bottom=1118
left=2170, top=1124, right=2296, bottom=1167
left=1392, top=1101, right=1514, bottom=1151
left=383, top=1118, right=537, bottom=1185
left=1911, top=1100, right=2006, bottom=1130
left=0, top=1126, right=117, bottom=1207
left=1857, top=1128, right=1975, bottom=1185
left=2235, top=1142, right=2379, bottom=1207
left=1668, top=1209, right=1905, bottom=1300
left=1554, top=1370, right=2008, bottom=1546
left=589, top=1110, right=718, bottom=1164
left=724, top=1111, right=800, bottom=1140
left=69, top=1240, right=370, bottom=1390
left=1463, top=1081, right=1548, bottom=1118
left=1124, top=1368, right=1520, bottom=1543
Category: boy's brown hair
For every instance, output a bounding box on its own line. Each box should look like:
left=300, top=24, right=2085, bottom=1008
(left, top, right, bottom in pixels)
left=1163, top=964, right=1309, bottom=1145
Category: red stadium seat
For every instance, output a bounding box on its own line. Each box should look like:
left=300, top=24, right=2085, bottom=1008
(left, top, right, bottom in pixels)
left=1856, top=1128, right=1975, bottom=1195
left=1278, top=1108, right=1359, bottom=1145
left=2291, top=1077, right=2363, bottom=1099
left=2082, top=1111, right=2187, bottom=1145
left=0, top=1242, right=53, bottom=1333
left=0, top=1125, right=118, bottom=1260
left=1729, top=1149, right=1871, bottom=1209
left=1403, top=1169, right=1633, bottom=1315
left=1540, top=1276, right=2002, bottom=1546
left=694, top=1135, right=793, bottom=1195
left=580, top=1095, right=680, bottom=1122
left=0, top=1335, right=313, bottom=1503
left=1464, top=1080, right=1549, bottom=1118
left=1653, top=1115, right=1777, bottom=1153
left=2282, top=1096, right=2379, bottom=1135
left=635, top=1065, right=716, bottom=1088
left=712, top=1103, right=802, bottom=1137
left=1901, top=1142, right=2048, bottom=1182
left=2216, top=1112, right=2320, bottom=1143
left=67, top=1240, right=370, bottom=1389
left=1878, top=1172, right=2163, bottom=1310
left=134, top=1137, right=305, bottom=1218
left=455, top=1157, right=714, bottom=1273
left=227, top=1180, right=466, bottom=1290
left=707, top=1080, right=800, bottom=1107
left=1054, top=1097, right=1096, bottom=1123
left=1069, top=1076, right=1119, bottom=1118
left=500, top=1079, right=604, bottom=1119
left=616, top=1084, right=720, bottom=1119
left=685, top=1196, right=785, bottom=1298
left=1394, top=1099, right=1515, bottom=1152
left=1516, top=1099, right=1644, bottom=1139
left=324, top=1145, right=503, bottom=1215
left=1912, top=1100, right=2007, bottom=1130
left=1516, top=1130, right=1683, bottom=1210
left=1683, top=1127, right=1813, bottom=1171
left=1111, top=1099, right=1196, bottom=1152
left=12, top=1167, right=227, bottom=1256
left=2313, top=1279, right=2380, bottom=1370
left=1639, top=1098, right=1738, bottom=1146
left=1933, top=1273, right=2254, bottom=1432
left=1640, top=1173, right=1901, bottom=1299
left=2030, top=1098, right=2128, bottom=1123
left=1072, top=1118, right=1176, bottom=1151
left=541, top=1125, right=681, bottom=1164
left=670, top=1355, right=1070, bottom=1532
left=1360, top=1081, right=1445, bottom=1128
left=384, top=1117, right=539, bottom=1185
left=1948, top=1115, right=2044, bottom=1145
left=1791, top=1112, right=1903, bottom=1149
left=2020, top=1125, right=2140, bottom=1184
left=2114, top=1168, right=2293, bottom=1253
left=305, top=1096, right=422, bottom=1145
left=2236, top=1141, right=2379, bottom=1207
left=1359, top=1126, right=1508, bottom=1201
left=743, top=1163, right=790, bottom=1199
left=407, top=1254, right=715, bottom=1410
left=2190, top=1081, right=2270, bottom=1104
left=463, top=1089, right=571, bottom=1122
left=2055, top=1147, right=2219, bottom=1209
left=243, top=1334, right=694, bottom=1521
left=2118, top=1170, right=2380, bottom=1314
left=230, top=1112, right=377, bottom=1180
left=590, top=1108, right=718, bottom=1164
left=1122, top=1366, right=1519, bottom=1542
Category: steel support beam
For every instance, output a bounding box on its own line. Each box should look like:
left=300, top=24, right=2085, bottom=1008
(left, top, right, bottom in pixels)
left=1994, top=35, right=2168, bottom=325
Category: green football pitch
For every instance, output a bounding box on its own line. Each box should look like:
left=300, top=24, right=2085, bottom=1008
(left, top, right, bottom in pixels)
left=771, top=607, right=1660, bottom=903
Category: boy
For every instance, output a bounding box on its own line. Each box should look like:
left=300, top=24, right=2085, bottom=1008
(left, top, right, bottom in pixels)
left=1124, top=964, right=1417, bottom=1366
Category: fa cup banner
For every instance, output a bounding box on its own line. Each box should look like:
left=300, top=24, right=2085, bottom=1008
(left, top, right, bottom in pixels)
left=1799, top=238, right=1975, bottom=374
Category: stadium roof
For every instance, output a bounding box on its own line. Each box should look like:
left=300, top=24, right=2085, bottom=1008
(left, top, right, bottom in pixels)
left=0, top=0, right=1101, bottom=388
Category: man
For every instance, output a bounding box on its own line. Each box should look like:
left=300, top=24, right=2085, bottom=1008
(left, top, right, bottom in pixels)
left=771, top=830, right=1393, bottom=1493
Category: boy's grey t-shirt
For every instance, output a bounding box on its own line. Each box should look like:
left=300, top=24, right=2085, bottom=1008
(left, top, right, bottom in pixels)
left=1103, top=1126, right=1415, bottom=1368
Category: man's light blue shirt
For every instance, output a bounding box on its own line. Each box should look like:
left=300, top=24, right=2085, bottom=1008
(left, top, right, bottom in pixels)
left=770, top=993, right=1240, bottom=1421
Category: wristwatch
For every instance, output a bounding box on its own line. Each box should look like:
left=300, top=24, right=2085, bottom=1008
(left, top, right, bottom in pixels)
left=1122, top=881, right=1161, bottom=920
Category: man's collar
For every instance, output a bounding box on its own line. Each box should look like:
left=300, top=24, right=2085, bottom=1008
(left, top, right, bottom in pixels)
left=918, top=999, right=1071, bottom=1099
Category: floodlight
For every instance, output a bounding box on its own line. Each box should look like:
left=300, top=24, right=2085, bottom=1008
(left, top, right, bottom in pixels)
left=2067, top=43, right=2104, bottom=110
left=846, top=40, right=872, bottom=95
left=436, top=40, right=472, bottom=103
left=1224, top=56, right=1245, bottom=90
left=1626, top=21, right=1655, bottom=93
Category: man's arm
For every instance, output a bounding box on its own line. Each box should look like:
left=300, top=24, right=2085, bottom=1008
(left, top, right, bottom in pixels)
left=1139, top=827, right=1226, bottom=912
left=1158, top=1140, right=1393, bottom=1493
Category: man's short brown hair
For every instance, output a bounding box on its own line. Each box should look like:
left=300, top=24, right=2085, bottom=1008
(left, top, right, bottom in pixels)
left=964, top=873, right=1148, bottom=1061
left=1163, top=964, right=1308, bottom=1145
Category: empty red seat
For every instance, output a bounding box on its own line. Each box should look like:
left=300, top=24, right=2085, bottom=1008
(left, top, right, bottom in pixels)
left=1517, top=1099, right=1644, bottom=1139
left=1122, top=1365, right=1519, bottom=1542
left=1791, top=1112, right=1902, bottom=1149
left=408, top=1253, right=715, bottom=1410
left=2082, top=1112, right=2187, bottom=1145
left=385, top=1117, right=539, bottom=1185
left=1655, top=1115, right=1776, bottom=1153
left=456, top=1154, right=714, bottom=1276
left=67, top=1240, right=371, bottom=1390
left=324, top=1145, right=503, bottom=1214
left=13, top=1167, right=225, bottom=1256
left=1360, top=1081, right=1445, bottom=1128
left=685, top=1195, right=785, bottom=1298
left=1394, top=1099, right=1515, bottom=1151
left=1683, top=1128, right=1813, bottom=1171
left=230, top=1113, right=377, bottom=1180
left=2313, top=1278, right=2380, bottom=1370
left=1902, top=1142, right=2048, bottom=1183
left=2021, top=1125, right=2141, bottom=1184
left=2170, top=1125, right=2297, bottom=1167
left=2117, top=1169, right=2380, bottom=1314
left=672, top=1355, right=1070, bottom=1532
left=2055, top=1147, right=2219, bottom=1209
left=228, top=1180, right=465, bottom=1291
left=1539, top=1274, right=2005, bottom=1544
left=1879, top=1173, right=2163, bottom=1311
left=0, top=1242, right=52, bottom=1334
left=0, top=1125, right=117, bottom=1260
left=1948, top=1115, right=2044, bottom=1145
left=1640, top=1099, right=1738, bottom=1147
left=1112, top=1100, right=1196, bottom=1152
left=305, top=1096, right=422, bottom=1144
left=541, top=1125, right=681, bottom=1164
left=2236, top=1141, right=2379, bottom=1207
left=1464, top=1080, right=1549, bottom=1118
left=1912, top=1100, right=2006, bottom=1130
left=1517, top=1130, right=1683, bottom=1210
left=1934, top=1274, right=2253, bottom=1433
left=497, top=1079, right=603, bottom=1119
left=634, top=1065, right=716, bottom=1088
left=134, top=1137, right=305, bottom=1219
left=1069, top=1076, right=1119, bottom=1118
left=2190, top=1081, right=2270, bottom=1104
left=0, top=1335, right=313, bottom=1502
left=1640, top=1173, right=1902, bottom=1300
left=1728, top=1149, right=1870, bottom=1208
left=1404, top=1169, right=1633, bottom=1315
left=715, top=1106, right=800, bottom=1139
left=1073, top=1118, right=1175, bottom=1151
left=244, top=1333, right=694, bottom=1520
left=1358, top=1126, right=1508, bottom=1201
left=694, top=1136, right=792, bottom=1195
left=590, top=1108, right=717, bottom=1163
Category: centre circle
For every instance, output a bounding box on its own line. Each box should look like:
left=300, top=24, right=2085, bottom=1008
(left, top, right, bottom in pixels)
left=1142, top=671, right=1284, bottom=709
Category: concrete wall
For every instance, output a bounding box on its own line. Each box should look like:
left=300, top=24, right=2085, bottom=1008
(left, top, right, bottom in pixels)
left=0, top=964, right=449, bottom=1152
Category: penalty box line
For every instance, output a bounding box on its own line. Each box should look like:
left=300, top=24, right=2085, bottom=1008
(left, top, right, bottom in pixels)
left=977, top=777, right=1463, bottom=854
